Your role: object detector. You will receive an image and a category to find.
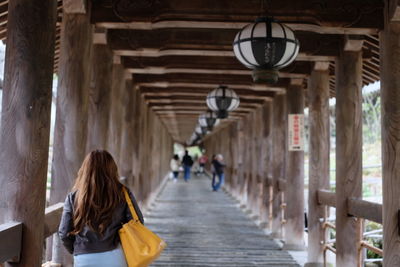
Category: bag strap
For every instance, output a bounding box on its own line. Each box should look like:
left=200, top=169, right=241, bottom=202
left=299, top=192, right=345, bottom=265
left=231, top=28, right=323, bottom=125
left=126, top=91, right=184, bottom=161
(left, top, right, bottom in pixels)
left=122, top=187, right=140, bottom=222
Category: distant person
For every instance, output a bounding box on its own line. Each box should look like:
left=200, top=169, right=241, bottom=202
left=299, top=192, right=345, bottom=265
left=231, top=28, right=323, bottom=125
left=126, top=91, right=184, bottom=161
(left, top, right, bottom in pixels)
left=198, top=154, right=208, bottom=174
left=210, top=154, right=217, bottom=189
left=193, top=155, right=200, bottom=176
left=212, top=154, right=225, bottom=192
left=181, top=150, right=194, bottom=182
left=58, top=150, right=143, bottom=267
left=170, top=154, right=180, bottom=182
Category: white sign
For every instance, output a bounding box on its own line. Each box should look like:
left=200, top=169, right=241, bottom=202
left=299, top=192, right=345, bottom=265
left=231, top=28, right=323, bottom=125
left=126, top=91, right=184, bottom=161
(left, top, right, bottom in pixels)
left=288, top=114, right=304, bottom=151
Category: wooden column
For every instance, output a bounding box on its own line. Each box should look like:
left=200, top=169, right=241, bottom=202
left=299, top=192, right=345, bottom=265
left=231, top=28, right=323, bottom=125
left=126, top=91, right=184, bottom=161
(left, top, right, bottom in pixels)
left=120, top=78, right=136, bottom=188
left=86, top=44, right=113, bottom=152
left=380, top=10, right=400, bottom=265
left=0, top=1, right=56, bottom=266
left=50, top=10, right=93, bottom=265
left=335, top=45, right=363, bottom=266
left=50, top=11, right=93, bottom=207
left=306, top=65, right=330, bottom=267
left=261, top=101, right=273, bottom=225
left=131, top=87, right=142, bottom=197
left=284, top=81, right=305, bottom=249
left=272, top=94, right=287, bottom=237
left=107, top=60, right=125, bottom=164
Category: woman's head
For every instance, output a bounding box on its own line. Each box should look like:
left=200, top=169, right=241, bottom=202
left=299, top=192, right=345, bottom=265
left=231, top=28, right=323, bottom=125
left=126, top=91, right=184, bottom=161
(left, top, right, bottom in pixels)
left=71, top=150, right=124, bottom=235
left=173, top=154, right=179, bottom=160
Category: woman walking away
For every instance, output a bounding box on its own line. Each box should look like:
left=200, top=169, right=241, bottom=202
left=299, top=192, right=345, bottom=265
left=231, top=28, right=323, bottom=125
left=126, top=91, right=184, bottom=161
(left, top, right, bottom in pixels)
left=58, top=150, right=144, bottom=267
left=212, top=154, right=225, bottom=192
left=170, top=154, right=180, bottom=182
left=210, top=154, right=217, bottom=189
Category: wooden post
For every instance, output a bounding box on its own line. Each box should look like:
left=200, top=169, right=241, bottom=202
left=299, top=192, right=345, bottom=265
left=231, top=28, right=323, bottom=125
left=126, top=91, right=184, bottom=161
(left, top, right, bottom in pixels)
left=284, top=80, right=305, bottom=249
left=335, top=44, right=363, bottom=266
left=306, top=65, right=330, bottom=267
left=120, top=77, right=136, bottom=188
left=107, top=60, right=125, bottom=164
left=260, top=101, right=273, bottom=225
left=0, top=0, right=57, bottom=266
left=380, top=8, right=400, bottom=265
left=86, top=44, right=113, bottom=152
left=50, top=10, right=93, bottom=265
left=272, top=94, right=287, bottom=237
left=131, top=87, right=142, bottom=196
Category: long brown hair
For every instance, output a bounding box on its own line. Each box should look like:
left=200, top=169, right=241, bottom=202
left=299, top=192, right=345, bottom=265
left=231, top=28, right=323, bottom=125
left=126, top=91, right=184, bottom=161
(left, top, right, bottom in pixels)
left=70, top=150, right=124, bottom=235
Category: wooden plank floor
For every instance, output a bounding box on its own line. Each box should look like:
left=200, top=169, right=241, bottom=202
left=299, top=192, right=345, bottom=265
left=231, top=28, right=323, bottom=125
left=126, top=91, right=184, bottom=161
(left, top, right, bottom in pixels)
left=147, top=175, right=300, bottom=267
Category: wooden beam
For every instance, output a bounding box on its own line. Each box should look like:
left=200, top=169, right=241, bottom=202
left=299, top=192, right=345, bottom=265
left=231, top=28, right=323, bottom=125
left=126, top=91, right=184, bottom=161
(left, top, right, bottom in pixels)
left=313, top=62, right=330, bottom=71
left=43, top=203, right=64, bottom=238
left=347, top=198, right=382, bottom=224
left=133, top=73, right=289, bottom=88
left=92, top=0, right=383, bottom=30
left=137, top=82, right=286, bottom=93
left=141, top=91, right=274, bottom=100
left=93, top=32, right=107, bottom=44
left=317, top=190, right=336, bottom=207
left=122, top=56, right=313, bottom=75
left=0, top=222, right=22, bottom=263
left=127, top=67, right=307, bottom=78
left=96, top=20, right=379, bottom=35
left=144, top=95, right=266, bottom=104
left=64, top=0, right=87, bottom=14
left=389, top=1, right=400, bottom=21
left=344, top=35, right=364, bottom=51
left=114, top=48, right=336, bottom=61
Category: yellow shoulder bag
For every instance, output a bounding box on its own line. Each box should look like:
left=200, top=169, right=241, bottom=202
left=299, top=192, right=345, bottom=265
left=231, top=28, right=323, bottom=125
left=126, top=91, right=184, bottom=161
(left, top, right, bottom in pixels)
left=119, top=187, right=166, bottom=267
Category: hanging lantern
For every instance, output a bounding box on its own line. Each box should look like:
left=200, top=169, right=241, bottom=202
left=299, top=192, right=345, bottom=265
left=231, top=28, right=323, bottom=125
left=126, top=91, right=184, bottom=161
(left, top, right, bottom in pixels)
left=233, top=17, right=299, bottom=83
left=198, top=110, right=220, bottom=131
left=195, top=125, right=208, bottom=136
left=206, top=85, right=240, bottom=119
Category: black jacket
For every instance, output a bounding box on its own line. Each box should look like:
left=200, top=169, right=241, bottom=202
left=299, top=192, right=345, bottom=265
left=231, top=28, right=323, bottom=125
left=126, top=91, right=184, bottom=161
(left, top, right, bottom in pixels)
left=212, top=160, right=225, bottom=175
left=58, top=187, right=144, bottom=255
left=182, top=154, right=193, bottom=166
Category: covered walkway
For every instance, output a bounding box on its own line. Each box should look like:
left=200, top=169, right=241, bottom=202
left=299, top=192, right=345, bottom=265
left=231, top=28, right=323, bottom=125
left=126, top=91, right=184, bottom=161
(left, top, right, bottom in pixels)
left=0, top=0, right=399, bottom=267
left=148, top=175, right=299, bottom=267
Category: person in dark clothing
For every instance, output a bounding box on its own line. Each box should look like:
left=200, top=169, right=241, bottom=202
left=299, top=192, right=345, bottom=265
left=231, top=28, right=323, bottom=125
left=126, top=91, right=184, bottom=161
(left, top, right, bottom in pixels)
left=212, top=154, right=225, bottom=191
left=58, top=150, right=143, bottom=267
left=181, top=150, right=194, bottom=182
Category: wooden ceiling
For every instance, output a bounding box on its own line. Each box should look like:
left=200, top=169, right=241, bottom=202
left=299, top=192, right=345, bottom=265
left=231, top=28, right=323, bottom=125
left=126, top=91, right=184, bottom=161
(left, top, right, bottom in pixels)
left=0, top=0, right=383, bottom=143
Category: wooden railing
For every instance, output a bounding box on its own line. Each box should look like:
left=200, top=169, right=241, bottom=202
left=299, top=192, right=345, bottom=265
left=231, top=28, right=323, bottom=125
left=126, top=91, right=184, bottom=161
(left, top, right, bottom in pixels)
left=0, top=203, right=63, bottom=263
left=317, top=189, right=383, bottom=266
left=266, top=178, right=287, bottom=237
left=0, top=222, right=22, bottom=263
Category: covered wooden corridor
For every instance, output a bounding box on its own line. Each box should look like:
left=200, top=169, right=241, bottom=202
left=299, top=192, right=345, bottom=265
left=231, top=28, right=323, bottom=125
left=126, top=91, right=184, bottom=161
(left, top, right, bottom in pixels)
left=0, top=0, right=399, bottom=267
left=147, top=175, right=299, bottom=267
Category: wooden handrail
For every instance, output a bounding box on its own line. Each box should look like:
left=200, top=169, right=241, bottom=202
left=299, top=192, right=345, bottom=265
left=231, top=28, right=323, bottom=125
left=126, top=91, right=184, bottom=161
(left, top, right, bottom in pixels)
left=0, top=222, right=22, bottom=263
left=0, top=203, right=63, bottom=263
left=348, top=198, right=382, bottom=224
left=317, top=189, right=336, bottom=207
left=360, top=241, right=383, bottom=256
left=44, top=203, right=64, bottom=238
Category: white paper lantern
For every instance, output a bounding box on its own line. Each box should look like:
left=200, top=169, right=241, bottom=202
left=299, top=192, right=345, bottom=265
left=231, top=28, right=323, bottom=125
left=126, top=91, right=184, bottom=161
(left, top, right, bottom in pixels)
left=206, top=86, right=240, bottom=119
